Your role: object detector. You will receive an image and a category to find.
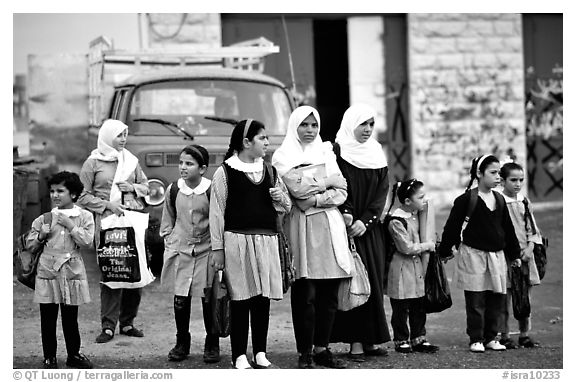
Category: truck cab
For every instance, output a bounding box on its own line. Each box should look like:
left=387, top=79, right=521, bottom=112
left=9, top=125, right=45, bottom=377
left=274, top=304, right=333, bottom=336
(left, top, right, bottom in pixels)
left=88, top=38, right=295, bottom=273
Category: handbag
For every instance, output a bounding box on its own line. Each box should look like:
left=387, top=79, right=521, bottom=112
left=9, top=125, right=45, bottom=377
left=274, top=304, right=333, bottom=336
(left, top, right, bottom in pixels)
left=337, top=238, right=371, bottom=311
left=522, top=198, right=548, bottom=280
left=424, top=250, right=452, bottom=313
left=13, top=212, right=52, bottom=290
left=204, top=270, right=231, bottom=338
left=509, top=262, right=531, bottom=320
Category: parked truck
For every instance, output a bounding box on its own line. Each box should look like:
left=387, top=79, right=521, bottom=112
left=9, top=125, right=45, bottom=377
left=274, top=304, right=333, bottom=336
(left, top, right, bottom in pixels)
left=88, top=36, right=296, bottom=274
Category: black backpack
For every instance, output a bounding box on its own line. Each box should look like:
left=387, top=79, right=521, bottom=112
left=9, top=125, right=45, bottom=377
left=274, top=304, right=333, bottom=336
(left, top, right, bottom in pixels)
left=383, top=214, right=408, bottom=271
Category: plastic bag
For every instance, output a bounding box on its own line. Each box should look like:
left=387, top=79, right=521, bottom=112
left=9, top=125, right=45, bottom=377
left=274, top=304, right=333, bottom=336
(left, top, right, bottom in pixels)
left=509, top=263, right=531, bottom=320
left=533, top=239, right=548, bottom=280
left=424, top=251, right=452, bottom=313
left=98, top=211, right=155, bottom=289
left=337, top=239, right=371, bottom=311
left=204, top=270, right=231, bottom=338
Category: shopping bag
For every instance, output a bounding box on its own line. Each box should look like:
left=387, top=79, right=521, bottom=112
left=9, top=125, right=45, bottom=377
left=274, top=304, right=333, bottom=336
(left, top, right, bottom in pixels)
left=424, top=251, right=453, bottom=313
left=509, top=263, right=531, bottom=320
left=204, top=270, right=231, bottom=338
left=98, top=211, right=155, bottom=289
left=337, top=238, right=371, bottom=311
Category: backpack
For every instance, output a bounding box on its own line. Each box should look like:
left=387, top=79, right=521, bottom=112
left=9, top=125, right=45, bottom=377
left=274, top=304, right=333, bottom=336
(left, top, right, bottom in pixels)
left=383, top=214, right=408, bottom=272
left=13, top=212, right=52, bottom=290
left=168, top=180, right=210, bottom=220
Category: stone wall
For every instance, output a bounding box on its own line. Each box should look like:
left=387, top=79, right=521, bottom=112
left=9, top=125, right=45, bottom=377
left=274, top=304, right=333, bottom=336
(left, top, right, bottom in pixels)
left=145, top=13, right=221, bottom=48
left=407, top=13, right=526, bottom=207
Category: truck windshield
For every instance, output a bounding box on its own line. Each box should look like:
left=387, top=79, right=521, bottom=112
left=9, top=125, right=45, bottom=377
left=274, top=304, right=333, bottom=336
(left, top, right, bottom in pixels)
left=127, top=79, right=292, bottom=136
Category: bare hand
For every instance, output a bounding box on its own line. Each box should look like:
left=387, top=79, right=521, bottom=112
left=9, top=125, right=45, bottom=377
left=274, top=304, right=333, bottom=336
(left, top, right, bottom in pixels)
left=269, top=187, right=283, bottom=202
left=348, top=220, right=366, bottom=237
left=38, top=223, right=51, bottom=241
left=511, top=258, right=522, bottom=268
left=56, top=213, right=75, bottom=231
left=295, top=196, right=316, bottom=212
left=325, top=174, right=347, bottom=189
left=423, top=241, right=435, bottom=252
left=107, top=201, right=127, bottom=216
left=116, top=181, right=135, bottom=193
left=342, top=213, right=353, bottom=227
left=210, top=250, right=225, bottom=270
left=521, top=243, right=534, bottom=262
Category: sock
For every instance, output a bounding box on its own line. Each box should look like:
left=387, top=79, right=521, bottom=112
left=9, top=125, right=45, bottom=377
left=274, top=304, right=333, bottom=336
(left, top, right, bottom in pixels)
left=234, top=354, right=251, bottom=369
left=255, top=352, right=271, bottom=366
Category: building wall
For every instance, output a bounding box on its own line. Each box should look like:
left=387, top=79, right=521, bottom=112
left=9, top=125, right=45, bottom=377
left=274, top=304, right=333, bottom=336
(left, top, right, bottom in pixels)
left=407, top=13, right=526, bottom=206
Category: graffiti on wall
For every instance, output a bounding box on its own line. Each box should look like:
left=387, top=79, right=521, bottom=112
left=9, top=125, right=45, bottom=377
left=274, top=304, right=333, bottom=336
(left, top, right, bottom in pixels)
left=414, top=64, right=524, bottom=187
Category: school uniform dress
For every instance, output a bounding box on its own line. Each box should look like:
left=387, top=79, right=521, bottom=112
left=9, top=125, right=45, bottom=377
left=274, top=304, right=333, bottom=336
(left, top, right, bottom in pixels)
left=160, top=177, right=212, bottom=297
left=78, top=155, right=149, bottom=334
left=210, top=155, right=291, bottom=360
left=499, top=192, right=542, bottom=335
left=330, top=150, right=391, bottom=346
left=438, top=189, right=521, bottom=345
left=386, top=208, right=429, bottom=346
left=26, top=205, right=94, bottom=359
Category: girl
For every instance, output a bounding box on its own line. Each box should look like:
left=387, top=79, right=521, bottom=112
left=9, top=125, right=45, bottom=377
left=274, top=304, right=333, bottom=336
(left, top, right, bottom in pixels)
left=498, top=162, right=542, bottom=349
left=27, top=171, right=94, bottom=369
left=438, top=155, right=522, bottom=353
left=77, top=119, right=150, bottom=343
left=386, top=179, right=439, bottom=354
left=209, top=119, right=292, bottom=369
left=160, top=144, right=220, bottom=363
left=272, top=106, right=352, bottom=369
left=330, top=104, right=391, bottom=361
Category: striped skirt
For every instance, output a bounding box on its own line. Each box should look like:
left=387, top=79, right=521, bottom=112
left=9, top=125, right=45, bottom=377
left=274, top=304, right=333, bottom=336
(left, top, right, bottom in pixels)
left=223, top=231, right=283, bottom=301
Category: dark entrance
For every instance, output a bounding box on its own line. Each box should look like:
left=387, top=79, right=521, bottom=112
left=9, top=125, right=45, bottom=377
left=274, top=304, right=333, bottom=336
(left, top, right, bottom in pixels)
left=312, top=19, right=349, bottom=142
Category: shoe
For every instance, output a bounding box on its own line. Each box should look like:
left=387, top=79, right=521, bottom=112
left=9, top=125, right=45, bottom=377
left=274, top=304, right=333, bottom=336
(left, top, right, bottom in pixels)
left=519, top=336, right=540, bottom=348
left=95, top=329, right=114, bottom=343
left=297, top=353, right=314, bottom=369
left=252, top=353, right=279, bottom=369
left=203, top=335, right=221, bottom=363
left=395, top=343, right=412, bottom=354
left=364, top=346, right=388, bottom=357
left=313, top=349, right=346, bottom=369
left=120, top=326, right=144, bottom=337
left=469, top=342, right=485, bottom=353
left=412, top=342, right=439, bottom=353
left=347, top=352, right=366, bottom=362
left=500, top=337, right=518, bottom=349
left=233, top=354, right=253, bottom=369
left=168, top=333, right=191, bottom=362
left=66, top=353, right=93, bottom=369
left=43, top=357, right=58, bottom=369
left=485, top=340, right=506, bottom=351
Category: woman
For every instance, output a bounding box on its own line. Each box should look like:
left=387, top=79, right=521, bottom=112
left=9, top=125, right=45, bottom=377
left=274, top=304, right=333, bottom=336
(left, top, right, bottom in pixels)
left=330, top=104, right=391, bottom=361
left=77, top=119, right=150, bottom=344
left=272, top=106, right=352, bottom=369
left=209, top=119, right=291, bottom=369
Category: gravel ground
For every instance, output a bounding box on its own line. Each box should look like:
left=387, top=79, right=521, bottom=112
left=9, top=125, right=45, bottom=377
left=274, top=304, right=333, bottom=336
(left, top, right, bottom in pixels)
left=12, top=206, right=564, bottom=370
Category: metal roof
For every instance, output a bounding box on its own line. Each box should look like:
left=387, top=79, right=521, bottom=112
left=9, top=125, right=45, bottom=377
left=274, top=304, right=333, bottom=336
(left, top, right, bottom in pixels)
left=116, top=67, right=287, bottom=88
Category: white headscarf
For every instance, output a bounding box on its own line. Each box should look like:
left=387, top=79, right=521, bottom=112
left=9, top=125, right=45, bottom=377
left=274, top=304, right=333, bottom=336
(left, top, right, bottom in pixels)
left=272, top=105, right=339, bottom=177
left=335, top=104, right=387, bottom=169
left=89, top=119, right=139, bottom=203
left=272, top=106, right=352, bottom=274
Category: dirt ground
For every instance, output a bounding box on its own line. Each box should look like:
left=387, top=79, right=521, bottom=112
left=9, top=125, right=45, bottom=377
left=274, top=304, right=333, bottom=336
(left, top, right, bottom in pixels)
left=13, top=206, right=564, bottom=370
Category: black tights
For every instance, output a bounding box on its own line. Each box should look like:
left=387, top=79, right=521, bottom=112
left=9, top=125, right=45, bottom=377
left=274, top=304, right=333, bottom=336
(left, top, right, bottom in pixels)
left=173, top=295, right=212, bottom=336
left=40, top=303, right=80, bottom=359
left=230, top=295, right=270, bottom=361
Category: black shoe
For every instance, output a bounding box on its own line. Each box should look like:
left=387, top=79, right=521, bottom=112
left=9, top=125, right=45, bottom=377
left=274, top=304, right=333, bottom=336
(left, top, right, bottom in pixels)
left=95, top=329, right=114, bottom=343
left=313, top=349, right=346, bottom=369
left=120, top=326, right=144, bottom=337
left=519, top=336, right=540, bottom=348
left=364, top=346, right=388, bottom=357
left=43, top=357, right=58, bottom=369
left=347, top=352, right=366, bottom=362
left=66, top=353, right=93, bottom=369
left=412, top=342, right=439, bottom=353
left=297, top=353, right=314, bottom=369
left=203, top=335, right=220, bottom=363
left=395, top=343, right=412, bottom=354
left=168, top=333, right=191, bottom=362
left=500, top=337, right=519, bottom=349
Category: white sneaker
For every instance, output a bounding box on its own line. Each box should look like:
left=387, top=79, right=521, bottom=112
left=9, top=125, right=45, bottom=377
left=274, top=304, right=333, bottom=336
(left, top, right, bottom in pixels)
left=469, top=342, right=485, bottom=353
left=485, top=340, right=507, bottom=351
left=234, top=354, right=253, bottom=369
